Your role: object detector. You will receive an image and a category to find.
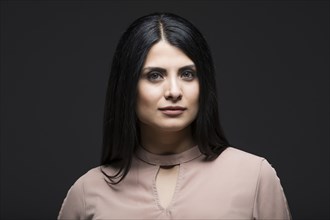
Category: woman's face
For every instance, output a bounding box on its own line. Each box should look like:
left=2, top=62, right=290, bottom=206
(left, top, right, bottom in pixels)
left=136, top=40, right=199, bottom=132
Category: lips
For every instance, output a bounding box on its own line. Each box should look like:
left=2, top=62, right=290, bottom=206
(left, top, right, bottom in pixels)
left=158, top=106, right=187, bottom=116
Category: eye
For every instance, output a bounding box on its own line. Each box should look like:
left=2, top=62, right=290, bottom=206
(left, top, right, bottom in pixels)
left=147, top=71, right=163, bottom=82
left=180, top=70, right=195, bottom=81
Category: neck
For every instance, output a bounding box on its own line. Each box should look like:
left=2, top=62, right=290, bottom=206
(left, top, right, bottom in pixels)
left=139, top=124, right=195, bottom=155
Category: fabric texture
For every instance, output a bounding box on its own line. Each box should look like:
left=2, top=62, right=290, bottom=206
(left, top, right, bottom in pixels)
left=58, top=146, right=291, bottom=219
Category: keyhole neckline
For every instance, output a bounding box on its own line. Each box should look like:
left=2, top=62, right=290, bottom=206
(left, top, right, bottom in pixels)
left=136, top=145, right=201, bottom=166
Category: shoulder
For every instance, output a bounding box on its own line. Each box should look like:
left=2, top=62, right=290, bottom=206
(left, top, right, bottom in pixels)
left=213, top=147, right=276, bottom=181
left=80, top=166, right=105, bottom=179
left=61, top=166, right=112, bottom=198
left=60, top=166, right=111, bottom=207
left=214, top=149, right=291, bottom=218
left=58, top=167, right=103, bottom=219
left=223, top=147, right=278, bottom=175
left=219, top=147, right=265, bottom=165
left=222, top=146, right=261, bottom=157
left=58, top=166, right=113, bottom=219
left=72, top=166, right=112, bottom=188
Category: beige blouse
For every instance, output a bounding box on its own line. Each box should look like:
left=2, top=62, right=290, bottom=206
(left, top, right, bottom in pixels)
left=58, top=146, right=291, bottom=219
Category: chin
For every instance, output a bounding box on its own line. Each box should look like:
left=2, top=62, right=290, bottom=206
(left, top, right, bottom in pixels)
left=156, top=122, right=192, bottom=132
left=159, top=127, right=186, bottom=132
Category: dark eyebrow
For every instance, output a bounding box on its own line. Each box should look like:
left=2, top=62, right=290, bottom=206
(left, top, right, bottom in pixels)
left=141, top=67, right=166, bottom=73
left=142, top=65, right=196, bottom=73
left=178, top=65, right=196, bottom=72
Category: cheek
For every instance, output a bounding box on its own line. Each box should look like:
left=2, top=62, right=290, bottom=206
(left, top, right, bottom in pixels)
left=136, top=83, right=162, bottom=111
left=185, top=82, right=200, bottom=105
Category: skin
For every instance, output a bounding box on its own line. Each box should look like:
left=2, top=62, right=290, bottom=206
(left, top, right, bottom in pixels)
left=136, top=40, right=200, bottom=155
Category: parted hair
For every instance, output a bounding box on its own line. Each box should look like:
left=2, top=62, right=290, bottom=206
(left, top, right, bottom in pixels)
left=101, top=12, right=229, bottom=183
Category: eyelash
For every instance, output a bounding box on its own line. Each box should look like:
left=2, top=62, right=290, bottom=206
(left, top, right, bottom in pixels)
left=147, top=71, right=163, bottom=81
left=180, top=70, right=195, bottom=80
left=146, top=70, right=196, bottom=82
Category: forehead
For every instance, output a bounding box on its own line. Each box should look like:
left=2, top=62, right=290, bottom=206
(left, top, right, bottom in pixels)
left=143, top=40, right=194, bottom=68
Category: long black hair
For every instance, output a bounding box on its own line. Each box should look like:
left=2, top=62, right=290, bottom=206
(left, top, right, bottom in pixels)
left=101, top=12, right=229, bottom=183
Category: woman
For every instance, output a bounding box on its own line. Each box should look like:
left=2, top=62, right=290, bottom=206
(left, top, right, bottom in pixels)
left=58, top=12, right=291, bottom=219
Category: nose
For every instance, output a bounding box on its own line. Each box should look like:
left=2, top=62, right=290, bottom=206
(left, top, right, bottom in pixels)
left=164, top=76, right=182, bottom=102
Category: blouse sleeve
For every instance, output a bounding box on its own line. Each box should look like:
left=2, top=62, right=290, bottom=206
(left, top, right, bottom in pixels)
left=58, top=177, right=86, bottom=220
left=253, top=159, right=292, bottom=220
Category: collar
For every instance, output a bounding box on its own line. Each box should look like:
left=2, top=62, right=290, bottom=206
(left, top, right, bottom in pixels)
left=135, top=145, right=202, bottom=166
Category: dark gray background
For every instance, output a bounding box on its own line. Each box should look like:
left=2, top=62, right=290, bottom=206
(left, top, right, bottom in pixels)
left=1, top=1, right=329, bottom=219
